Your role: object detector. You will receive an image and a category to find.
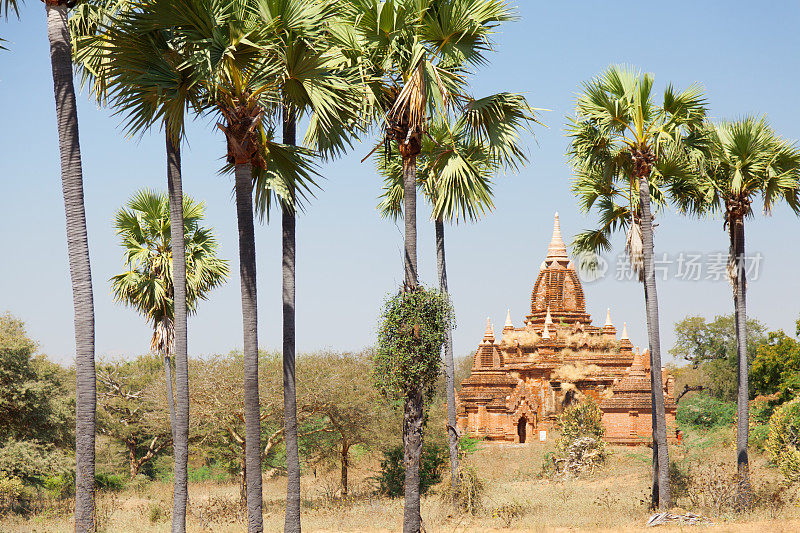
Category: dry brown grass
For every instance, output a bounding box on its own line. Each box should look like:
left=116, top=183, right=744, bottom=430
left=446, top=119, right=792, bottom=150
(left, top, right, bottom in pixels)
left=3, top=427, right=799, bottom=532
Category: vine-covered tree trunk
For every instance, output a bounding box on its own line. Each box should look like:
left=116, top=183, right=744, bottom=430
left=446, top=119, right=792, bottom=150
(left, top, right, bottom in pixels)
left=638, top=176, right=671, bottom=510
left=167, top=132, right=189, bottom=533
left=234, top=162, right=263, bottom=533
left=401, top=154, right=422, bottom=533
left=47, top=4, right=96, bottom=530
left=282, top=108, right=302, bottom=533
left=732, top=215, right=750, bottom=504
left=435, top=219, right=459, bottom=493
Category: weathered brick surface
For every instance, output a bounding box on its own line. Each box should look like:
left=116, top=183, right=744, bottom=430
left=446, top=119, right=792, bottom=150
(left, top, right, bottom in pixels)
left=457, top=214, right=677, bottom=445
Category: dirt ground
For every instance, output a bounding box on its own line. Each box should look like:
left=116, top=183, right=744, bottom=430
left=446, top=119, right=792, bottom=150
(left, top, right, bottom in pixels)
left=3, top=427, right=798, bottom=532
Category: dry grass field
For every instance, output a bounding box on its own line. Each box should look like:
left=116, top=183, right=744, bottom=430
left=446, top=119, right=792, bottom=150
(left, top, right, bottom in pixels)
left=3, top=426, right=799, bottom=532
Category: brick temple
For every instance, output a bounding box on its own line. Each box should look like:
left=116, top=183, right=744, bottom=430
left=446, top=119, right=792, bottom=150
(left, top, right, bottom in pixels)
left=456, top=213, right=676, bottom=445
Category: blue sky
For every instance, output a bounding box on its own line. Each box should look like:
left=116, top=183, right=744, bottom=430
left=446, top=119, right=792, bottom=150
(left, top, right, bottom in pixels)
left=1, top=1, right=799, bottom=365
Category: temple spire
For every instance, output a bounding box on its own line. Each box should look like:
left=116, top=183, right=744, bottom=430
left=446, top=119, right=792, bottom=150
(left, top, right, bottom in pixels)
left=605, top=308, right=613, bottom=327
left=621, top=322, right=629, bottom=340
left=542, top=322, right=551, bottom=339
left=483, top=317, right=495, bottom=343
left=545, top=306, right=553, bottom=325
left=546, top=212, right=568, bottom=264
left=504, top=309, right=514, bottom=330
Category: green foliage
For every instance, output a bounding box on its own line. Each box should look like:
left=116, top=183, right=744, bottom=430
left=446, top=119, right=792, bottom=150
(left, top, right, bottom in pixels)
left=458, top=435, right=481, bottom=457
left=751, top=329, right=800, bottom=401
left=0, top=439, right=71, bottom=485
left=376, top=442, right=447, bottom=498
left=373, top=287, right=453, bottom=402
left=42, top=472, right=75, bottom=499
left=677, top=394, right=736, bottom=430
left=766, top=398, right=800, bottom=483
left=94, top=472, right=126, bottom=492
left=558, top=400, right=605, bottom=445
left=0, top=314, right=74, bottom=448
left=670, top=314, right=766, bottom=401
left=187, top=465, right=228, bottom=483
left=547, top=400, right=607, bottom=478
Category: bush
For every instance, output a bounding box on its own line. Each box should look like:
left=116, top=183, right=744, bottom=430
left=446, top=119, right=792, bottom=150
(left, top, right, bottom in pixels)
left=439, top=463, right=483, bottom=515
left=544, top=400, right=606, bottom=478
left=458, top=435, right=481, bottom=457
left=377, top=443, right=447, bottom=497
left=42, top=472, right=74, bottom=498
left=766, top=397, right=800, bottom=483
left=677, top=394, right=735, bottom=430
left=94, top=472, right=126, bottom=492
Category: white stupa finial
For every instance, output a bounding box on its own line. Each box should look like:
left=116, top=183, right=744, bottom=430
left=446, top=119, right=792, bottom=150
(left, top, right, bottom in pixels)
left=546, top=212, right=568, bottom=263
left=504, top=309, right=513, bottom=329
left=545, top=306, right=553, bottom=325
left=605, top=308, right=613, bottom=327
left=621, top=322, right=629, bottom=340
left=542, top=322, right=551, bottom=339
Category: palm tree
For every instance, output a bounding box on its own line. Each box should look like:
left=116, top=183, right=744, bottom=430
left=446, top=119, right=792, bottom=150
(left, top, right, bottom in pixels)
left=70, top=4, right=203, bottom=527
left=253, top=2, right=360, bottom=529
left=110, top=189, right=229, bottom=441
left=567, top=65, right=707, bottom=510
left=688, top=117, right=800, bottom=501
left=2, top=0, right=98, bottom=527
left=143, top=2, right=318, bottom=529
left=348, top=1, right=518, bottom=528
left=378, top=94, right=540, bottom=494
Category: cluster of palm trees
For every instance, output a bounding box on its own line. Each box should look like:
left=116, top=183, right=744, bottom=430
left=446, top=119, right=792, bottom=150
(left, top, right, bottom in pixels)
left=568, top=65, right=800, bottom=509
left=2, top=1, right=538, bottom=532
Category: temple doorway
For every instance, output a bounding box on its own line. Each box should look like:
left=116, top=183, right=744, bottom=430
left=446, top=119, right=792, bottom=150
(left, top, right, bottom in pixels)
left=517, top=417, right=527, bottom=443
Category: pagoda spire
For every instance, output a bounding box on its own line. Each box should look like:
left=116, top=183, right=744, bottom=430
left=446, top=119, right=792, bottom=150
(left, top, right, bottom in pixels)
left=546, top=212, right=568, bottom=264
left=545, top=306, right=553, bottom=325
left=483, top=317, right=495, bottom=344
left=542, top=322, right=551, bottom=339
left=504, top=309, right=514, bottom=330
left=605, top=308, right=613, bottom=327
left=621, top=322, right=629, bottom=340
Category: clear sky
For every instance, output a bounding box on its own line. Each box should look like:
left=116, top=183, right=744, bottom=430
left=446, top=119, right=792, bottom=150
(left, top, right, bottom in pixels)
left=2, top=1, right=799, bottom=366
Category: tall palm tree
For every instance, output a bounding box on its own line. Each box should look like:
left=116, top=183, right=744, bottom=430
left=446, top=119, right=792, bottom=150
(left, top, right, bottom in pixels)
left=688, top=117, right=800, bottom=501
left=378, top=93, right=540, bottom=494
left=567, top=65, right=707, bottom=510
left=347, top=1, right=517, bottom=529
left=70, top=4, right=203, bottom=527
left=144, top=2, right=318, bottom=529
left=253, top=2, right=360, bottom=529
left=2, top=0, right=98, bottom=527
left=110, top=189, right=229, bottom=441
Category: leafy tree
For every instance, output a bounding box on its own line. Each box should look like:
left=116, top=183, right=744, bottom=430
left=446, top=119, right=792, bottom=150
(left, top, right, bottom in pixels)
left=0, top=314, right=74, bottom=486
left=688, top=116, right=800, bottom=490
left=751, top=328, right=800, bottom=402
left=766, top=397, right=800, bottom=483
left=2, top=0, right=99, bottom=524
left=300, top=352, right=394, bottom=495
left=670, top=314, right=766, bottom=401
left=110, top=189, right=229, bottom=442
left=96, top=355, right=172, bottom=479
left=567, top=65, right=707, bottom=509
left=377, top=97, right=540, bottom=494
left=377, top=443, right=447, bottom=498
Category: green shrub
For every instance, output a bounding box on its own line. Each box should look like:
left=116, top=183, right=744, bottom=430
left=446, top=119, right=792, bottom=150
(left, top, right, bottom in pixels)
left=750, top=424, right=771, bottom=452
left=766, top=397, right=800, bottom=482
left=94, top=472, right=126, bottom=492
left=558, top=399, right=605, bottom=444
left=676, top=394, right=735, bottom=430
left=42, top=472, right=74, bottom=498
left=545, top=400, right=606, bottom=478
left=458, top=435, right=481, bottom=457
left=377, top=443, right=447, bottom=497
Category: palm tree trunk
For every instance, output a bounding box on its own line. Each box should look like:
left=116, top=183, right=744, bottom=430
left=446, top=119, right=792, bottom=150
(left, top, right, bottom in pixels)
left=166, top=133, right=189, bottom=533
left=403, top=157, right=419, bottom=288
left=435, top=219, right=459, bottom=494
left=401, top=154, right=422, bottom=533
left=645, top=279, right=660, bottom=509
left=282, top=108, right=302, bottom=533
left=162, top=351, right=176, bottom=443
left=731, top=215, right=750, bottom=504
left=46, top=4, right=96, bottom=531
left=637, top=176, right=671, bottom=510
left=234, top=162, right=263, bottom=533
